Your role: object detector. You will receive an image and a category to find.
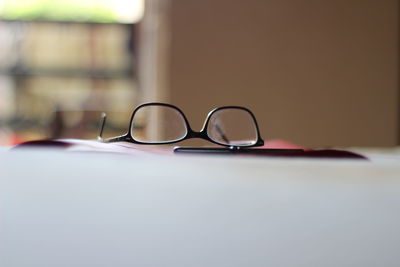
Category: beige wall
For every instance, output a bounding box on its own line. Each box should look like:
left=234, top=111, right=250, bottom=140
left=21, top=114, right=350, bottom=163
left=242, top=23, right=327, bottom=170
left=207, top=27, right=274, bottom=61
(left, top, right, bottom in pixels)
left=160, top=0, right=399, bottom=147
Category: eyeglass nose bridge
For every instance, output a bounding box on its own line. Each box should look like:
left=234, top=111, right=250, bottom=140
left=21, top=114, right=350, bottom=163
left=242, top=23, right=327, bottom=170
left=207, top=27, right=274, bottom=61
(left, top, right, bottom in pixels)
left=186, top=130, right=209, bottom=140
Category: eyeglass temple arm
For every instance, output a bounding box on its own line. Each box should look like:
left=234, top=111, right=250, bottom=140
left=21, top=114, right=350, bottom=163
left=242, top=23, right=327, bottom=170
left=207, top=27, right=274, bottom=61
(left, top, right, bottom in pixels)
left=97, top=112, right=107, bottom=140
left=214, top=120, right=264, bottom=149
left=215, top=123, right=230, bottom=144
left=97, top=112, right=126, bottom=143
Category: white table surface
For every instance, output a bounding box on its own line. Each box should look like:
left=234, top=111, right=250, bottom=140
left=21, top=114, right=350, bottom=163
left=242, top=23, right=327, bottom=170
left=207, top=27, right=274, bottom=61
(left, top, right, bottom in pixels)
left=1, top=148, right=400, bottom=267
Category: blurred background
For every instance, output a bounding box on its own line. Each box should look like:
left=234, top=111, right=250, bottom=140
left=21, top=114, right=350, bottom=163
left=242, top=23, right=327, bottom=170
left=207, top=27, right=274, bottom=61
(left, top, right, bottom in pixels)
left=0, top=0, right=143, bottom=144
left=0, top=0, right=398, bottom=147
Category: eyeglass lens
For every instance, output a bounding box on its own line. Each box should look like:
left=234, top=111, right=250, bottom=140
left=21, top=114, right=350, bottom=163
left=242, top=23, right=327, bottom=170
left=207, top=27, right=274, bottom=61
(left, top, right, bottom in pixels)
left=207, top=108, right=258, bottom=146
left=130, top=105, right=188, bottom=143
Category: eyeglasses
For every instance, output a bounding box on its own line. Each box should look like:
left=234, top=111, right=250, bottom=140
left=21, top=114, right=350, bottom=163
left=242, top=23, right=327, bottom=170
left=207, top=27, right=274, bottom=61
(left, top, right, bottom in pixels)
left=98, top=102, right=264, bottom=149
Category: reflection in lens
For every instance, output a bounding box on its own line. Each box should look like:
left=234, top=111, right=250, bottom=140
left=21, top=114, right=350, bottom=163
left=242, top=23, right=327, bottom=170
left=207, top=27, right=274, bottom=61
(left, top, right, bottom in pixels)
left=207, top=108, right=258, bottom=146
left=131, top=105, right=187, bottom=143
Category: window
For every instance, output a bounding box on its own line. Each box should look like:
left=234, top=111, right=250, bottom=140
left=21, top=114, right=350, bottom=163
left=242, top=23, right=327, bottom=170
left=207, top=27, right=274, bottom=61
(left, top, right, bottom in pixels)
left=0, top=0, right=144, bottom=144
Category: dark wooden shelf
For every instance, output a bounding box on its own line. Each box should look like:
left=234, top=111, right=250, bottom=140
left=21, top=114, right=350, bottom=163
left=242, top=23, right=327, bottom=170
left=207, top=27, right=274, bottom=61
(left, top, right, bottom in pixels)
left=0, top=68, right=134, bottom=79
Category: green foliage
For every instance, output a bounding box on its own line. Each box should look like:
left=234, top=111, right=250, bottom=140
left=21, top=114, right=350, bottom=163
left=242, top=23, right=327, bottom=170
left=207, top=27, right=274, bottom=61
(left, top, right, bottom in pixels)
left=0, top=0, right=120, bottom=23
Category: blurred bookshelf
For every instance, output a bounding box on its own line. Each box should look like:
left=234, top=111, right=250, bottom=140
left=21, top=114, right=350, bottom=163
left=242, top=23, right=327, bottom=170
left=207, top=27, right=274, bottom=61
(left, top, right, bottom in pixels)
left=0, top=19, right=139, bottom=144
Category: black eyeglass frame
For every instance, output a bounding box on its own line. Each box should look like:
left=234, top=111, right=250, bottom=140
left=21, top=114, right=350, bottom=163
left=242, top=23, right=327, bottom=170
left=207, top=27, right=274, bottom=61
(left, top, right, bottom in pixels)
left=99, top=102, right=264, bottom=149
